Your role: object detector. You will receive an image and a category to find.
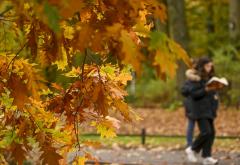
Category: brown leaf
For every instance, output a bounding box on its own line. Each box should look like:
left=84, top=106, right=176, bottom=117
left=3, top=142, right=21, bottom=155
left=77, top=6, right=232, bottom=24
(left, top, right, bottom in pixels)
left=27, top=23, right=38, bottom=59
left=40, top=145, right=63, bottom=165
left=10, top=143, right=27, bottom=165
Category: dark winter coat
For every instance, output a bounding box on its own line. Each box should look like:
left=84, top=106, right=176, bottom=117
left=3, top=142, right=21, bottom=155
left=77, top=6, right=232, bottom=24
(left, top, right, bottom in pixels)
left=181, top=79, right=219, bottom=120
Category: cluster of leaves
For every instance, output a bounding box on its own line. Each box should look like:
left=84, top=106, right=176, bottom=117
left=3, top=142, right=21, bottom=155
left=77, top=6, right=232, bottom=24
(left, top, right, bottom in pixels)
left=0, top=0, right=190, bottom=164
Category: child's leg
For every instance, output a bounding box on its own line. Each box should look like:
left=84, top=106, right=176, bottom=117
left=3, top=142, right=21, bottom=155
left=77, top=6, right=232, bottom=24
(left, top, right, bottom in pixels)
left=186, top=118, right=195, bottom=147
left=192, top=119, right=213, bottom=157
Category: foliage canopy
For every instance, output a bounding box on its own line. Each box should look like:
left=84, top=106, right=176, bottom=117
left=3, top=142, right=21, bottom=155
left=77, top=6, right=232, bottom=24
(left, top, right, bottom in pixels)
left=0, top=0, right=189, bottom=164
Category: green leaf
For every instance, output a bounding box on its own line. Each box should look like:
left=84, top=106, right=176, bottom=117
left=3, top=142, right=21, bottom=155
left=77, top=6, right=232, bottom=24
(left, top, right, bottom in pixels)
left=44, top=2, right=60, bottom=33
left=149, top=31, right=166, bottom=50
left=0, top=88, right=17, bottom=111
left=0, top=130, right=17, bottom=148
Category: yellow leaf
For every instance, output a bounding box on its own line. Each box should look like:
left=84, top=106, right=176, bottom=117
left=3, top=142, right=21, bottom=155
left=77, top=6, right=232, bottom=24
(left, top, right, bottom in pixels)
left=120, top=30, right=143, bottom=75
left=24, top=3, right=30, bottom=10
left=62, top=24, right=75, bottom=40
left=106, top=23, right=123, bottom=37
left=114, top=99, right=131, bottom=121
left=154, top=50, right=178, bottom=79
left=64, top=67, right=81, bottom=77
left=54, top=46, right=68, bottom=70
left=115, top=72, right=132, bottom=85
left=133, top=23, right=150, bottom=38
left=73, top=157, right=87, bottom=165
left=93, top=120, right=117, bottom=138
left=138, top=9, right=149, bottom=24
left=40, top=88, right=53, bottom=96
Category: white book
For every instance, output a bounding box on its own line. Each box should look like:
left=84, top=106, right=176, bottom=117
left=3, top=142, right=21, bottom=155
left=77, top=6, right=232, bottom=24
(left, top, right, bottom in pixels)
left=207, top=77, right=229, bottom=87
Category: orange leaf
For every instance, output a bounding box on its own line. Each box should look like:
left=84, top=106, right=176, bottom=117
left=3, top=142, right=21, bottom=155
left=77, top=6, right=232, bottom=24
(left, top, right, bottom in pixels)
left=10, top=143, right=27, bottom=165
left=40, top=145, right=63, bottom=165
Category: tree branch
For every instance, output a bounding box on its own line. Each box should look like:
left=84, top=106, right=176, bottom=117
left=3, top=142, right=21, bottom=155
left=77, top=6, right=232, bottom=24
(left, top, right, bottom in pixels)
left=7, top=42, right=27, bottom=70
left=0, top=5, right=13, bottom=17
left=80, top=48, right=88, bottom=82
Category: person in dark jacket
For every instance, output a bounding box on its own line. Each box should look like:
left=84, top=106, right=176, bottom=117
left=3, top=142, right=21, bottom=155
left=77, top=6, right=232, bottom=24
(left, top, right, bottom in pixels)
left=183, top=59, right=201, bottom=147
left=182, top=57, right=220, bottom=165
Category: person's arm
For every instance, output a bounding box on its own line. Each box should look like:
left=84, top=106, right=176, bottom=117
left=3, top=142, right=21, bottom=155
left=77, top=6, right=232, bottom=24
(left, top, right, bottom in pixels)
left=189, top=86, right=207, bottom=99
left=181, top=82, right=190, bottom=97
left=189, top=83, right=217, bottom=100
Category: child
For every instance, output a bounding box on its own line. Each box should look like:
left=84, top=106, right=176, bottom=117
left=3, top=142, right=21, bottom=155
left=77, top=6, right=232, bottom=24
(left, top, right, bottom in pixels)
left=182, top=59, right=200, bottom=147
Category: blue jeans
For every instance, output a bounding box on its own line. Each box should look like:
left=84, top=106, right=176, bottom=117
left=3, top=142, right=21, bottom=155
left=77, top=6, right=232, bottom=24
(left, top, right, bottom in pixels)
left=186, top=119, right=195, bottom=147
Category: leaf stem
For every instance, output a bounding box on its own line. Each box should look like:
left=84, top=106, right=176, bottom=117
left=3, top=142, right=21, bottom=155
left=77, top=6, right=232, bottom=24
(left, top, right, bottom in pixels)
left=7, top=42, right=27, bottom=70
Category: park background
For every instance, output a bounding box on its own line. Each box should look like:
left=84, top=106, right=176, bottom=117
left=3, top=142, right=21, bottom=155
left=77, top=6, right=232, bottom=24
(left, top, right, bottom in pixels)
left=0, top=0, right=240, bottom=164
left=75, top=0, right=240, bottom=163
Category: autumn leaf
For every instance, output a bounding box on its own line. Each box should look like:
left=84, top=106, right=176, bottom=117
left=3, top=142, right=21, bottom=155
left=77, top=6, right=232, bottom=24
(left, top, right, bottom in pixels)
left=120, top=30, right=143, bottom=75
left=106, top=116, right=121, bottom=130
left=133, top=23, right=151, bottom=38
left=62, top=24, right=75, bottom=40
left=10, top=143, right=27, bottom=165
left=40, top=145, right=63, bottom=165
left=149, top=31, right=190, bottom=78
left=114, top=99, right=131, bottom=122
left=74, top=24, right=94, bottom=52
left=57, top=0, right=85, bottom=18
left=151, top=1, right=167, bottom=22
left=54, top=46, right=68, bottom=70
left=64, top=67, right=81, bottom=77
left=91, top=120, right=117, bottom=138
left=43, top=2, right=60, bottom=32
left=168, top=39, right=191, bottom=67
left=154, top=50, right=178, bottom=79
left=73, top=156, right=87, bottom=165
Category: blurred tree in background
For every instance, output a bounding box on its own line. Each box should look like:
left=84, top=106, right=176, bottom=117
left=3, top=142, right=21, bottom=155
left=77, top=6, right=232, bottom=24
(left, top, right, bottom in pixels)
left=128, top=0, right=240, bottom=108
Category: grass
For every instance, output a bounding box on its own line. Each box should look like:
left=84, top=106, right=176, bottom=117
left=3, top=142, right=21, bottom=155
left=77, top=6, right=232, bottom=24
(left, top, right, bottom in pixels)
left=80, top=134, right=240, bottom=151
left=80, top=134, right=185, bottom=147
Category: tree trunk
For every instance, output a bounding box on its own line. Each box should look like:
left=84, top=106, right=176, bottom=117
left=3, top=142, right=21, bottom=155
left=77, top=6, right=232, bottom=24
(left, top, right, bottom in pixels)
left=229, top=0, right=240, bottom=105
left=206, top=1, right=215, bottom=56
left=229, top=0, right=240, bottom=45
left=167, top=0, right=189, bottom=90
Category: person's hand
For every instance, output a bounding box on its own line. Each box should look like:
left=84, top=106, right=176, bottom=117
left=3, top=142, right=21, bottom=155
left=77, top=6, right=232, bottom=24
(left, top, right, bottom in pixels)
left=215, top=83, right=225, bottom=89
left=205, top=83, right=225, bottom=92
left=205, top=86, right=217, bottom=92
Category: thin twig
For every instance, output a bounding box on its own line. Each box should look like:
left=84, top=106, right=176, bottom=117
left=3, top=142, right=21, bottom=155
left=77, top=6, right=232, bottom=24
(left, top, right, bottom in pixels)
left=86, top=53, right=104, bottom=83
left=80, top=48, right=88, bottom=82
left=25, top=107, right=43, bottom=132
left=0, top=6, right=13, bottom=17
left=74, top=98, right=84, bottom=152
left=6, top=42, right=27, bottom=70
left=74, top=48, right=88, bottom=152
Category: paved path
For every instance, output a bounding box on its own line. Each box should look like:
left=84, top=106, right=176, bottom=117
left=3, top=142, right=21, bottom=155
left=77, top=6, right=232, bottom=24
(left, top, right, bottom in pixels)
left=68, top=148, right=240, bottom=165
